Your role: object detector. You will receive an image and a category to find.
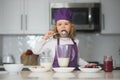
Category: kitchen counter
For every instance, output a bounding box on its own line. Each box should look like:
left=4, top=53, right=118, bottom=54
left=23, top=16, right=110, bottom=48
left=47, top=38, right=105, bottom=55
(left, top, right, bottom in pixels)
left=0, top=70, right=120, bottom=80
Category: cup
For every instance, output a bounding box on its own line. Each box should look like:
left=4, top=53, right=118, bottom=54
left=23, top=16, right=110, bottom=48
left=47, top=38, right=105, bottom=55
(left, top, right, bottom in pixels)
left=57, top=45, right=72, bottom=67
left=40, top=51, right=53, bottom=69
left=40, top=57, right=53, bottom=69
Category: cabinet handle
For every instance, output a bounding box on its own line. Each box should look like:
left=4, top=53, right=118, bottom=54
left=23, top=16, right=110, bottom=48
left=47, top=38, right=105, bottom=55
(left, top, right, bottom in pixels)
left=25, top=15, right=27, bottom=30
left=102, top=14, right=105, bottom=30
left=88, top=7, right=92, bottom=24
left=21, top=15, right=23, bottom=30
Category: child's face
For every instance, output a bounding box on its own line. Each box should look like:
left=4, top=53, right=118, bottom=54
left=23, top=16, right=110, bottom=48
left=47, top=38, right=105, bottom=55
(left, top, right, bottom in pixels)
left=56, top=20, right=71, bottom=37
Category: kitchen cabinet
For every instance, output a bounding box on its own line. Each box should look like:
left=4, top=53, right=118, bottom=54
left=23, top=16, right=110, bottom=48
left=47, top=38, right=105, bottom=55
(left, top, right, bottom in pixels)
left=101, top=0, right=120, bottom=34
left=50, top=0, right=100, bottom=3
left=0, top=0, right=49, bottom=34
left=50, top=0, right=75, bottom=3
left=0, top=0, right=22, bottom=34
left=75, top=0, right=100, bottom=3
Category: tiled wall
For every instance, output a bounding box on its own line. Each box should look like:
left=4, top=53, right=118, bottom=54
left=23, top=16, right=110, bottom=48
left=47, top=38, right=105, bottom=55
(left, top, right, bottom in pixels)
left=76, top=34, right=120, bottom=67
left=0, top=35, right=42, bottom=64
left=0, top=34, right=120, bottom=67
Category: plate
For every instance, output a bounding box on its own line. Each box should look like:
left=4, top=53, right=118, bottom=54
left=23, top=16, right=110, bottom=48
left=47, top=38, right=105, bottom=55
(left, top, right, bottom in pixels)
left=53, top=67, right=75, bottom=73
left=79, top=66, right=102, bottom=73
left=29, top=66, right=50, bottom=72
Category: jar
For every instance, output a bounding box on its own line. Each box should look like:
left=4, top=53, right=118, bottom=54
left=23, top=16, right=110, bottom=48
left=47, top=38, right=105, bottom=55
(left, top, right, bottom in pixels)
left=40, top=52, right=53, bottom=69
left=103, top=56, right=113, bottom=72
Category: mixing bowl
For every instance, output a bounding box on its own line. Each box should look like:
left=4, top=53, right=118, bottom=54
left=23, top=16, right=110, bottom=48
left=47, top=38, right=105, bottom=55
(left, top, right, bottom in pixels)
left=3, top=64, right=23, bottom=73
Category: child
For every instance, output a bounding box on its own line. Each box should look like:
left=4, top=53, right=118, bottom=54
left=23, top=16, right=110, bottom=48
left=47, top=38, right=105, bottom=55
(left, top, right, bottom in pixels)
left=33, top=8, right=94, bottom=68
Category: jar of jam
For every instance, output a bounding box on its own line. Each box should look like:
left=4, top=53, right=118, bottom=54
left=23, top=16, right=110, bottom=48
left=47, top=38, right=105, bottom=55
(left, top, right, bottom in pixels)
left=104, top=56, right=113, bottom=72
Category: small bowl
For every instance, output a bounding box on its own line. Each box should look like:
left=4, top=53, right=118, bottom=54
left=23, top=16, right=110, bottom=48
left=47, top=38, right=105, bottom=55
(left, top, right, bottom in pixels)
left=79, top=66, right=102, bottom=73
left=53, top=67, right=75, bottom=73
left=3, top=64, right=23, bottom=73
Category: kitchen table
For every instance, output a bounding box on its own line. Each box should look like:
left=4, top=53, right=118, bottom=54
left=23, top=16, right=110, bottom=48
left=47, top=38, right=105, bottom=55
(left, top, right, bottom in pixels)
left=0, top=70, right=120, bottom=80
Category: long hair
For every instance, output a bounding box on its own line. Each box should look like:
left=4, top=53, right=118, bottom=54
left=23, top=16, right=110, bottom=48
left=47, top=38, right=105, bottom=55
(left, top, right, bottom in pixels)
left=53, top=22, right=76, bottom=39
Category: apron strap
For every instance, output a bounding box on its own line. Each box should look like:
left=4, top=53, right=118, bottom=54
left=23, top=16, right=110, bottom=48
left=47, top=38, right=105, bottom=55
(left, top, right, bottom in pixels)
left=57, top=38, right=60, bottom=45
left=71, top=38, right=76, bottom=45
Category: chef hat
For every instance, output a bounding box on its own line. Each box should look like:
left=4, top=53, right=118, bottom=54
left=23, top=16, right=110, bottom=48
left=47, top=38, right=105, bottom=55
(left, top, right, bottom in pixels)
left=54, top=8, right=73, bottom=22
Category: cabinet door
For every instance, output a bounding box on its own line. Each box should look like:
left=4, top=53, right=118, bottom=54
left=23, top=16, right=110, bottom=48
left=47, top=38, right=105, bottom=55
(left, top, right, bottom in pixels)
left=25, top=0, right=49, bottom=34
left=50, top=0, right=100, bottom=3
left=0, top=0, right=23, bottom=34
left=50, top=0, right=75, bottom=3
left=75, top=0, right=100, bottom=3
left=101, top=0, right=120, bottom=34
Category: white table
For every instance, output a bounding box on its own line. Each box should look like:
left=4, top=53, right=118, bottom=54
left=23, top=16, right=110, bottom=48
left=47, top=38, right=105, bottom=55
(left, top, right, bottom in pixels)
left=0, top=70, right=120, bottom=80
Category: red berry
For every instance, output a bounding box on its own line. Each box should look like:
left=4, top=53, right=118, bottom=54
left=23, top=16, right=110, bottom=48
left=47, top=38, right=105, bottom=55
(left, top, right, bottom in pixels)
left=84, top=65, right=88, bottom=68
left=26, top=49, right=33, bottom=55
left=93, top=65, right=97, bottom=68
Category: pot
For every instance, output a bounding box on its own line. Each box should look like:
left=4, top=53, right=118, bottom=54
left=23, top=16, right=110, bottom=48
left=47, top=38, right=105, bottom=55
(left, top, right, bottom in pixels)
left=2, top=55, right=15, bottom=64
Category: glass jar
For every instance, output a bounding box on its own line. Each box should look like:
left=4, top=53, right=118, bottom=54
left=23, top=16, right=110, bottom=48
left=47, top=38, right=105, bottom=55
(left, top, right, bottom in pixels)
left=103, top=56, right=113, bottom=72
left=40, top=52, right=53, bottom=69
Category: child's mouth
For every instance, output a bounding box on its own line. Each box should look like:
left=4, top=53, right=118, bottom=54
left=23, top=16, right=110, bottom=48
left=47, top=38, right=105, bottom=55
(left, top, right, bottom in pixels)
left=61, top=30, right=68, bottom=35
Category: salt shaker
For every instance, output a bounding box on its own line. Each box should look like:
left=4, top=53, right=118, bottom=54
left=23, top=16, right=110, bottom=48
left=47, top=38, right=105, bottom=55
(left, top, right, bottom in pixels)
left=103, top=56, right=113, bottom=72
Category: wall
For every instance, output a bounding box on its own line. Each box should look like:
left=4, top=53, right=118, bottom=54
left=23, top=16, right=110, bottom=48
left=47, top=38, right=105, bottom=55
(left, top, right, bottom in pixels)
left=0, top=34, right=120, bottom=67
left=0, top=35, right=42, bottom=64
left=76, top=33, right=120, bottom=67
left=0, top=36, right=3, bottom=64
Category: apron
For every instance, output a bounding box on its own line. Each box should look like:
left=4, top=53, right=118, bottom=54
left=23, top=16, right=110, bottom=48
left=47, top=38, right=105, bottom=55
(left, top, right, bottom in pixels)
left=53, top=38, right=78, bottom=68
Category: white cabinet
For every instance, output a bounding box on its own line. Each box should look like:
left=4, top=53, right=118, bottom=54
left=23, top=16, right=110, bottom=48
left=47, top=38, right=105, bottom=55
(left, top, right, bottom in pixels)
left=75, top=0, right=100, bottom=3
left=50, top=0, right=100, bottom=3
left=0, top=0, right=49, bottom=34
left=101, top=0, right=120, bottom=34
left=50, top=0, right=75, bottom=3
left=24, top=0, right=49, bottom=34
left=0, top=0, right=22, bottom=34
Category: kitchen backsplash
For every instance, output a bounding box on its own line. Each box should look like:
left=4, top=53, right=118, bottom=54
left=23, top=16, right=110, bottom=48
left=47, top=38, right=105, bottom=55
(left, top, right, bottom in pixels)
left=0, top=35, right=42, bottom=64
left=0, top=34, right=120, bottom=67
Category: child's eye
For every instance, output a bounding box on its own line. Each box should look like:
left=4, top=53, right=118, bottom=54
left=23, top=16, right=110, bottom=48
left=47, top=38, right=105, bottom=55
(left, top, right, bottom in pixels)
left=65, top=23, right=70, bottom=26
left=65, top=23, right=69, bottom=25
left=57, top=23, right=62, bottom=26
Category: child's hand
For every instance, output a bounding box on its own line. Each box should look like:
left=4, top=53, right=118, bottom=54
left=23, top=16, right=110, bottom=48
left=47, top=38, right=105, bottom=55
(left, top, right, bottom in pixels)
left=42, top=30, right=55, bottom=40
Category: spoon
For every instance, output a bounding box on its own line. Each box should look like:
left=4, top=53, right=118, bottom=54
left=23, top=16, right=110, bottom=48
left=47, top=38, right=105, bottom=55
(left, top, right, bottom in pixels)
left=55, top=30, right=68, bottom=35
left=49, top=30, right=68, bottom=39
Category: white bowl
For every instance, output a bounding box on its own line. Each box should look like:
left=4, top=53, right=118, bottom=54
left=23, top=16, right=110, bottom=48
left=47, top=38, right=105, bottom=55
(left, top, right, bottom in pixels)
left=79, top=66, right=102, bottom=73
left=3, top=64, right=23, bottom=73
left=53, top=67, right=75, bottom=73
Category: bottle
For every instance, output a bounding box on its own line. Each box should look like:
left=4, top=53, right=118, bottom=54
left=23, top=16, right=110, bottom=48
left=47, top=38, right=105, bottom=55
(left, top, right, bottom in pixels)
left=104, top=56, right=113, bottom=72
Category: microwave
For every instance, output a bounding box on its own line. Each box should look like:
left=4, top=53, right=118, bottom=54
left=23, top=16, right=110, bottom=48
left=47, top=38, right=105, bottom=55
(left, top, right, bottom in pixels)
left=50, top=3, right=101, bottom=33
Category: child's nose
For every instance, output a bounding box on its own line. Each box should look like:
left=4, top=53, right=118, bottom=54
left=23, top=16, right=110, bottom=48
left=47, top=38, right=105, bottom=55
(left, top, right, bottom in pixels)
left=61, top=25, right=65, bottom=28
